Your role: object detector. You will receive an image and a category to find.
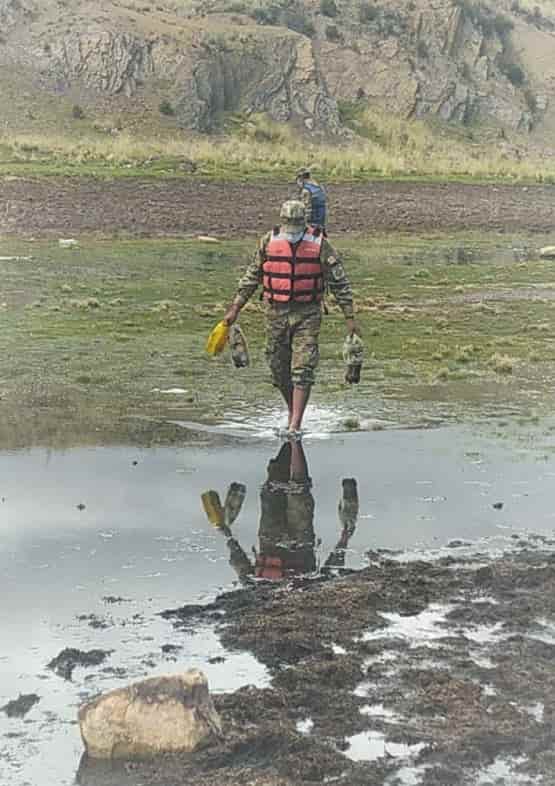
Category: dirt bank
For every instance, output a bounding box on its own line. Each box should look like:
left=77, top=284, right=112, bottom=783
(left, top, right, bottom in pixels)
left=77, top=543, right=555, bottom=785
left=1, top=178, right=554, bottom=238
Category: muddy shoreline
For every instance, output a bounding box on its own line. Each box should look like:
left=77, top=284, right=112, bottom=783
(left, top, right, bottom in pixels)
left=73, top=543, right=555, bottom=785
left=2, top=178, right=555, bottom=238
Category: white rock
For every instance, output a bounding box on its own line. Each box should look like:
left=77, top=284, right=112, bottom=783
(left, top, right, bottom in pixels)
left=59, top=238, right=79, bottom=248
left=539, top=246, right=555, bottom=260
left=79, top=670, right=222, bottom=759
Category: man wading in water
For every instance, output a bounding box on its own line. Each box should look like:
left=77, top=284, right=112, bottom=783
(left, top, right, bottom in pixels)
left=223, top=200, right=358, bottom=438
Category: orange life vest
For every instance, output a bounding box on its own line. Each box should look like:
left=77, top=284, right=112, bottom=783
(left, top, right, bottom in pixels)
left=255, top=555, right=284, bottom=581
left=262, top=228, right=324, bottom=304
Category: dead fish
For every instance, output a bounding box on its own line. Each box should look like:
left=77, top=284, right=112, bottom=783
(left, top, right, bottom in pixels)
left=224, top=482, right=247, bottom=526
left=229, top=324, right=250, bottom=369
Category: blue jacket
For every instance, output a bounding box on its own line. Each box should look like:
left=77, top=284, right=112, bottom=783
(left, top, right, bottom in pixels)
left=303, top=182, right=327, bottom=226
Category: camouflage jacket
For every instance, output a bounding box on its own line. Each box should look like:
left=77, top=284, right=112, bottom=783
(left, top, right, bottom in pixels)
left=235, top=231, right=354, bottom=318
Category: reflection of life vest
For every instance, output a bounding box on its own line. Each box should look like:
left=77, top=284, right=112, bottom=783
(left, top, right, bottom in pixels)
left=255, top=554, right=284, bottom=581
left=304, top=182, right=327, bottom=226
left=263, top=229, right=324, bottom=304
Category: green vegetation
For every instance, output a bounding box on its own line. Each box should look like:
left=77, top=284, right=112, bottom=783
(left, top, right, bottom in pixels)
left=359, top=2, right=379, bottom=24
left=510, top=0, right=555, bottom=30
left=320, top=0, right=338, bottom=17
left=2, top=231, right=555, bottom=447
left=501, top=62, right=525, bottom=86
left=72, top=104, right=85, bottom=120
left=1, top=107, right=553, bottom=183
left=358, top=1, right=405, bottom=34
left=159, top=99, right=176, bottom=116
left=325, top=24, right=342, bottom=41
left=453, top=0, right=514, bottom=40
left=250, top=1, right=316, bottom=36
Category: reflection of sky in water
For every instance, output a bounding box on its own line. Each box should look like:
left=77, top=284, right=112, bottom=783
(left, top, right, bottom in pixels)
left=2, top=424, right=555, bottom=785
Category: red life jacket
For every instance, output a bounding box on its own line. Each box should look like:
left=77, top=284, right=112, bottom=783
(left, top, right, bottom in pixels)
left=262, top=228, right=324, bottom=304
left=255, top=555, right=284, bottom=581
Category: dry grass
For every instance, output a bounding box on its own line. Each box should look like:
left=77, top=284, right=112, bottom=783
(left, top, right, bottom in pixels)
left=489, top=353, right=516, bottom=374
left=1, top=108, right=553, bottom=181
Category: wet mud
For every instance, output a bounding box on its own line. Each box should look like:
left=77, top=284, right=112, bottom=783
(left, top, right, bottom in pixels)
left=78, top=545, right=555, bottom=785
left=1, top=178, right=555, bottom=238
left=4, top=429, right=555, bottom=785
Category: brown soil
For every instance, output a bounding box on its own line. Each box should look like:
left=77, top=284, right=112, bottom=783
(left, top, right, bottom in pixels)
left=77, top=543, right=555, bottom=786
left=1, top=178, right=555, bottom=237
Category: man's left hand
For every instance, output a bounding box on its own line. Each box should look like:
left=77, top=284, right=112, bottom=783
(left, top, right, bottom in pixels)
left=346, top=318, right=360, bottom=336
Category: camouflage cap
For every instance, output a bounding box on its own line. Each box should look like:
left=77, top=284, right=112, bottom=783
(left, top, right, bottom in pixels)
left=280, top=200, right=306, bottom=233
left=296, top=166, right=311, bottom=179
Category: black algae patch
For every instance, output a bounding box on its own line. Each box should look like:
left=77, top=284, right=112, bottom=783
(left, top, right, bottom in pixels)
left=47, top=648, right=112, bottom=680
left=1, top=694, right=40, bottom=718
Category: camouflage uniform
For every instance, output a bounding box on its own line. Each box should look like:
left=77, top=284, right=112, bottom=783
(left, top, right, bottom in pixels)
left=235, top=232, right=354, bottom=390
left=258, top=442, right=316, bottom=575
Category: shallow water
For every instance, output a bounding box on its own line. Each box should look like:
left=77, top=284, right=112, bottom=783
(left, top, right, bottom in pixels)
left=2, top=421, right=555, bottom=785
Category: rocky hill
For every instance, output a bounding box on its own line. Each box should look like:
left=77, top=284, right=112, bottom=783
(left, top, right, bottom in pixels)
left=0, top=0, right=554, bottom=147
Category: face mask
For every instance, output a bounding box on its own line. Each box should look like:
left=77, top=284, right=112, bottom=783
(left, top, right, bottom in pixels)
left=283, top=230, right=304, bottom=244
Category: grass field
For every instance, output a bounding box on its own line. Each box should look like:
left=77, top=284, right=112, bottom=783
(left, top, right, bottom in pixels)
left=1, top=109, right=553, bottom=183
left=2, top=231, right=555, bottom=448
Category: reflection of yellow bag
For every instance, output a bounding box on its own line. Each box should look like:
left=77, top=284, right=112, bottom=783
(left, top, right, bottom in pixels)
left=201, top=490, right=225, bottom=527
left=205, top=321, right=229, bottom=356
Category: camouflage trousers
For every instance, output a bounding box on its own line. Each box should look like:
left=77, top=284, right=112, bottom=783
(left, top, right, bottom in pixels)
left=265, top=304, right=322, bottom=390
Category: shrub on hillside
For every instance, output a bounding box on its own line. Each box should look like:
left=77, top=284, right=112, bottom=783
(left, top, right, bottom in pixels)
left=159, top=99, right=176, bottom=116
left=454, top=1, right=514, bottom=40
left=326, top=24, right=342, bottom=41
left=417, top=40, right=429, bottom=58
left=501, top=62, right=525, bottom=85
left=359, top=1, right=378, bottom=23
left=250, top=3, right=316, bottom=37
left=320, top=0, right=338, bottom=17
left=524, top=87, right=537, bottom=112
left=358, top=2, right=405, bottom=35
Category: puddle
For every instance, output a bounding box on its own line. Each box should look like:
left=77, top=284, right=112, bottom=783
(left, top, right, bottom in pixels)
left=345, top=730, right=427, bottom=762
left=360, top=703, right=398, bottom=720
left=462, top=622, right=506, bottom=644
left=476, top=756, right=541, bottom=784
left=384, top=765, right=430, bottom=785
left=525, top=702, right=544, bottom=722
left=3, top=423, right=555, bottom=784
left=362, top=604, right=454, bottom=647
left=471, top=653, right=496, bottom=669
left=296, top=717, right=315, bottom=734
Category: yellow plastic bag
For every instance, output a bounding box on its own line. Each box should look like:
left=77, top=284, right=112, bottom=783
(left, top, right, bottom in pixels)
left=205, top=320, right=230, bottom=356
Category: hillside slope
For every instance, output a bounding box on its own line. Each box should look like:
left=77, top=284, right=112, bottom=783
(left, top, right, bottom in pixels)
left=0, top=0, right=554, bottom=150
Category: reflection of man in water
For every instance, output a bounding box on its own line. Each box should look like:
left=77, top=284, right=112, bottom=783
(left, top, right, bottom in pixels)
left=201, top=442, right=359, bottom=583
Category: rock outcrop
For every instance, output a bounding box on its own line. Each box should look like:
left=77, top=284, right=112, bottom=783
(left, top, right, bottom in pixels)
left=55, top=33, right=155, bottom=98
left=0, top=0, right=32, bottom=29
left=316, top=0, right=531, bottom=131
left=79, top=670, right=222, bottom=759
left=0, top=0, right=553, bottom=140
left=48, top=26, right=341, bottom=133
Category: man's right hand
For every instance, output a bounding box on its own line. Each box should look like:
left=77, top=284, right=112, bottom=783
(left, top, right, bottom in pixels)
left=223, top=304, right=240, bottom=326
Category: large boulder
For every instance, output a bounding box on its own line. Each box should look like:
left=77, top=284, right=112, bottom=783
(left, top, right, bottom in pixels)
left=79, top=670, right=222, bottom=759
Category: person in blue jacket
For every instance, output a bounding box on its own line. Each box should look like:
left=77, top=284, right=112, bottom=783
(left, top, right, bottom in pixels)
left=296, top=167, right=327, bottom=230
